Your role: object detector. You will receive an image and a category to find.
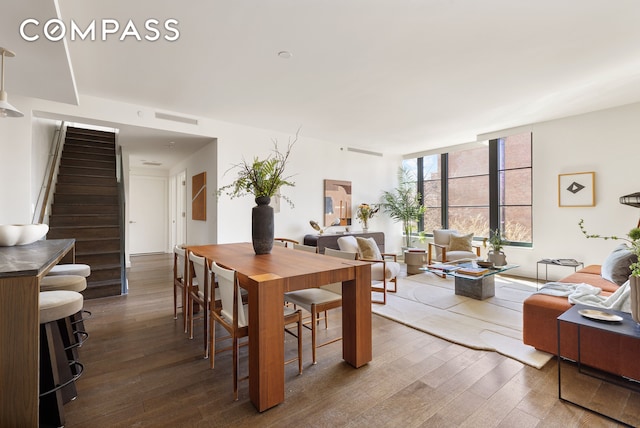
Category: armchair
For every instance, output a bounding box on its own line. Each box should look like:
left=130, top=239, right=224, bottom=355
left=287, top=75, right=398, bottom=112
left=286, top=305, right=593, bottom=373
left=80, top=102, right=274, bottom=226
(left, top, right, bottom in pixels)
left=337, top=235, right=400, bottom=305
left=427, top=229, right=481, bottom=266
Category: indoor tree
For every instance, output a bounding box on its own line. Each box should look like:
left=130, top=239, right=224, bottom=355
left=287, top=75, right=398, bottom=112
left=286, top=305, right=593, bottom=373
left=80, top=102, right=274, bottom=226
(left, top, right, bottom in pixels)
left=380, top=166, right=426, bottom=248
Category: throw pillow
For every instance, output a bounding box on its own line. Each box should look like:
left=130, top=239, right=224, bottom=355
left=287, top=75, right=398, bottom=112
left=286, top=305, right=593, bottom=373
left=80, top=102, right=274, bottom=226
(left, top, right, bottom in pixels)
left=601, top=244, right=637, bottom=285
left=337, top=235, right=359, bottom=253
left=356, top=237, right=382, bottom=260
left=448, top=232, right=473, bottom=252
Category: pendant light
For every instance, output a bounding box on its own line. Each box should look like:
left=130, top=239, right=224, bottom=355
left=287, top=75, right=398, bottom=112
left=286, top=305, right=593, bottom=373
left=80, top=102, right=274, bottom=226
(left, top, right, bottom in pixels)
left=0, top=47, right=24, bottom=118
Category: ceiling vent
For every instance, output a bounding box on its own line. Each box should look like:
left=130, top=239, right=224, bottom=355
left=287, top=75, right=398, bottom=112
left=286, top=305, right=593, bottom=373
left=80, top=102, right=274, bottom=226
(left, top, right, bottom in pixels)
left=345, top=147, right=383, bottom=157
left=154, top=112, right=198, bottom=125
left=142, top=161, right=163, bottom=166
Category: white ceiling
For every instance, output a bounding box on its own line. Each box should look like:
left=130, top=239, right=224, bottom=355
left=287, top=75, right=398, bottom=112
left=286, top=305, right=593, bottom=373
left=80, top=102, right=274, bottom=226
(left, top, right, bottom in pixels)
left=4, top=0, right=640, bottom=165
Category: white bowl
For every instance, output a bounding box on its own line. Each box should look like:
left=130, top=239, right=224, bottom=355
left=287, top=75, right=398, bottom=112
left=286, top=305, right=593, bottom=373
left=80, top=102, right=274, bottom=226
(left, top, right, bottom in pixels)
left=0, top=224, right=49, bottom=246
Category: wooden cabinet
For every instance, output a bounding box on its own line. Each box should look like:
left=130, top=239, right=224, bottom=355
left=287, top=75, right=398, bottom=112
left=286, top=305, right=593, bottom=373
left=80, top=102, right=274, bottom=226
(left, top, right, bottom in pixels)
left=304, top=232, right=385, bottom=254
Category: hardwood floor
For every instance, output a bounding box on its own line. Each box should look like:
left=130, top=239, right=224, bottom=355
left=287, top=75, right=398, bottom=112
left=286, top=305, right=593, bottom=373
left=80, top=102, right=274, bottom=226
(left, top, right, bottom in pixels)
left=64, top=254, right=626, bottom=427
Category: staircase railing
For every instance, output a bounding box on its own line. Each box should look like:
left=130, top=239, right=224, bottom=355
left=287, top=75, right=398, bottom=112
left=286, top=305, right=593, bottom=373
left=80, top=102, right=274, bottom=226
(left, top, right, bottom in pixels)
left=34, top=121, right=68, bottom=225
left=115, top=134, right=128, bottom=295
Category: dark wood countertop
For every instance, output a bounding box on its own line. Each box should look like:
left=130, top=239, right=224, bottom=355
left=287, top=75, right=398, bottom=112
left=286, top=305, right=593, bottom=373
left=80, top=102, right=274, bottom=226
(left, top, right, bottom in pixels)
left=0, top=239, right=75, bottom=278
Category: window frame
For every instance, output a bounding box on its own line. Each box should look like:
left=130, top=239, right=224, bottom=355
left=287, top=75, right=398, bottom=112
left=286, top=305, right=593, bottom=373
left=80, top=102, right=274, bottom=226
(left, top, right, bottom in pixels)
left=413, top=133, right=532, bottom=247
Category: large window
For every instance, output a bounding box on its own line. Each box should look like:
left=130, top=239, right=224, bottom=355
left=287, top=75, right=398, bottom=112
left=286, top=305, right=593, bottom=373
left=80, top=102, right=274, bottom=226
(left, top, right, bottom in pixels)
left=448, top=146, right=490, bottom=237
left=421, top=155, right=442, bottom=232
left=495, top=133, right=532, bottom=243
left=409, top=132, right=532, bottom=245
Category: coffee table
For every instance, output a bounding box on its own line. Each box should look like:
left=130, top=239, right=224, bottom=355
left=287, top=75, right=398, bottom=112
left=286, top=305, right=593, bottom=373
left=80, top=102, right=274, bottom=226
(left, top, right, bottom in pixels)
left=422, top=261, right=519, bottom=300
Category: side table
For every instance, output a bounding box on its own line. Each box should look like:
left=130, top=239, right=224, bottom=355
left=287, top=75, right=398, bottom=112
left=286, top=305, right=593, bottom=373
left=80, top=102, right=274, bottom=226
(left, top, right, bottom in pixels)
left=536, top=258, right=583, bottom=287
left=403, top=249, right=427, bottom=275
left=557, top=304, right=640, bottom=427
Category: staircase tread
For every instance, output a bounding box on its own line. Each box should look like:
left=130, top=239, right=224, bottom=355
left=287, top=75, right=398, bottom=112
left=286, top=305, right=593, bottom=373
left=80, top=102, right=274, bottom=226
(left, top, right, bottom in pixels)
left=57, top=176, right=117, bottom=180
left=85, top=279, right=122, bottom=287
left=64, top=142, right=115, bottom=146
left=83, top=263, right=122, bottom=270
left=63, top=157, right=114, bottom=160
left=75, top=249, right=121, bottom=254
left=49, top=213, right=118, bottom=216
left=61, top=237, right=121, bottom=242
left=49, top=226, right=120, bottom=230
left=59, top=166, right=114, bottom=171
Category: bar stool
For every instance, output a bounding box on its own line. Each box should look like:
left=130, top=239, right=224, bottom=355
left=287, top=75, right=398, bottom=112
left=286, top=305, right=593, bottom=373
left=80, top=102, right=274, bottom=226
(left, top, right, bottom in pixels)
left=47, top=263, right=91, bottom=278
left=45, top=264, right=92, bottom=335
left=41, top=274, right=87, bottom=293
left=40, top=275, right=90, bottom=391
left=39, top=290, right=85, bottom=428
left=40, top=275, right=90, bottom=346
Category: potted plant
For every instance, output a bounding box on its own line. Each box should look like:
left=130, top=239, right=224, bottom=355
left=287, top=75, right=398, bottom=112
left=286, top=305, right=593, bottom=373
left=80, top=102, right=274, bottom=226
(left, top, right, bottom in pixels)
left=218, top=138, right=296, bottom=254
left=355, top=203, right=379, bottom=232
left=579, top=219, right=640, bottom=322
left=486, top=228, right=507, bottom=266
left=380, top=167, right=426, bottom=249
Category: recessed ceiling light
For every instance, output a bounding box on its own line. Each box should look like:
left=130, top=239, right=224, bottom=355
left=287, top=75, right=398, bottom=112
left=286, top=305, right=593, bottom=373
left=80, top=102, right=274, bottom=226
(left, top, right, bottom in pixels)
left=278, top=51, right=292, bottom=59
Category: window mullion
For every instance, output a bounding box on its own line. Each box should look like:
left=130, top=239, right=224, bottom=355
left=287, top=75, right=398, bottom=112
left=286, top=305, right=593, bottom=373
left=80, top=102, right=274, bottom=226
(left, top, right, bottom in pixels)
left=441, top=153, right=448, bottom=229
left=416, top=157, right=424, bottom=232
left=489, top=139, right=499, bottom=232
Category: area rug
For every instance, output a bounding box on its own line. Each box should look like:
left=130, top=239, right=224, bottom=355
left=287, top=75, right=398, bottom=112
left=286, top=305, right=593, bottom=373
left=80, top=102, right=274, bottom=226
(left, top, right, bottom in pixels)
left=371, top=273, right=553, bottom=369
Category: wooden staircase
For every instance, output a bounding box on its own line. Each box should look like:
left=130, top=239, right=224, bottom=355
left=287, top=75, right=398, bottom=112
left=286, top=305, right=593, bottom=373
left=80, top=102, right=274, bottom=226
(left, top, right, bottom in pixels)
left=47, top=126, right=124, bottom=299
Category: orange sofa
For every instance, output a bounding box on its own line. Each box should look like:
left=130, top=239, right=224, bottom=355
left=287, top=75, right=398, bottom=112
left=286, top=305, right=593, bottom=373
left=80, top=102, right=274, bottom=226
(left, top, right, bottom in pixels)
left=523, top=265, right=640, bottom=380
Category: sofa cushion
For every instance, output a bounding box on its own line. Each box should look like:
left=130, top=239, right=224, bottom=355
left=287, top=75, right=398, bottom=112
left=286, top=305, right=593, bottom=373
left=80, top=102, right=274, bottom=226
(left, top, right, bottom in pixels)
left=448, top=232, right=473, bottom=252
left=601, top=244, right=636, bottom=285
left=561, top=270, right=619, bottom=293
left=356, top=237, right=382, bottom=260
left=578, top=265, right=602, bottom=275
left=370, top=260, right=401, bottom=280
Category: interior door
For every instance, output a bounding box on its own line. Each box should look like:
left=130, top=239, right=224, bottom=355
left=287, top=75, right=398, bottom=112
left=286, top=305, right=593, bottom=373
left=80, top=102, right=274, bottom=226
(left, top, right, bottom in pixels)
left=175, top=170, right=187, bottom=246
left=129, top=175, right=168, bottom=254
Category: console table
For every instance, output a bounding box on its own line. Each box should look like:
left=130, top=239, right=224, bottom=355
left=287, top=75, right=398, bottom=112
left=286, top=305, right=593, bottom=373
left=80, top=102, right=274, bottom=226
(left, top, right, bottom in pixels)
left=557, top=304, right=640, bottom=426
left=0, top=239, right=76, bottom=427
left=536, top=258, right=583, bottom=286
left=304, top=231, right=385, bottom=254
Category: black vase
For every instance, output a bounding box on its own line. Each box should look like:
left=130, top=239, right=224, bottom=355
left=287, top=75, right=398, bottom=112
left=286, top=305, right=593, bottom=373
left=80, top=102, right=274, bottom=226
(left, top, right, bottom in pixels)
left=252, top=196, right=274, bottom=254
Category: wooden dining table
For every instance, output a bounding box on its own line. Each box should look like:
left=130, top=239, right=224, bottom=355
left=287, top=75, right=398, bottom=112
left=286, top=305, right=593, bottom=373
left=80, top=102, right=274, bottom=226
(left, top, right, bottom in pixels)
left=187, top=242, right=373, bottom=412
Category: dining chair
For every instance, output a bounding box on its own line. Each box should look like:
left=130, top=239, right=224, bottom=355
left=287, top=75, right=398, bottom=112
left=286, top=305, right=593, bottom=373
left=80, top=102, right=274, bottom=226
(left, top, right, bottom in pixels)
left=173, top=245, right=188, bottom=332
left=208, top=261, right=303, bottom=400
left=283, top=247, right=348, bottom=364
left=292, top=243, right=318, bottom=253
left=274, top=237, right=299, bottom=248
left=187, top=252, right=218, bottom=358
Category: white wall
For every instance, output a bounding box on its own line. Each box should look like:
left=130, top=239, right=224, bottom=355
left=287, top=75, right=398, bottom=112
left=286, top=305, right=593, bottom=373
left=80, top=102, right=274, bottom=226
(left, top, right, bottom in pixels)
left=0, top=97, right=33, bottom=223
left=170, top=141, right=218, bottom=246
left=170, top=126, right=402, bottom=251
left=479, top=102, right=639, bottom=279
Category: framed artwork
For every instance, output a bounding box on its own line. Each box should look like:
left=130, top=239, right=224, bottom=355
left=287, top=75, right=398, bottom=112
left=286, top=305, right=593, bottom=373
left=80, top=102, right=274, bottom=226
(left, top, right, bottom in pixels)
left=324, top=179, right=352, bottom=226
left=558, top=172, right=595, bottom=207
left=192, top=172, right=206, bottom=220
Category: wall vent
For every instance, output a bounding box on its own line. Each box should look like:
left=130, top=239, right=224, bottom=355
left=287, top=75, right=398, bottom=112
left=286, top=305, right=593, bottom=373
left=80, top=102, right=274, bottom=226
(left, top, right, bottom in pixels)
left=345, top=147, right=383, bottom=157
left=154, top=112, right=199, bottom=125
